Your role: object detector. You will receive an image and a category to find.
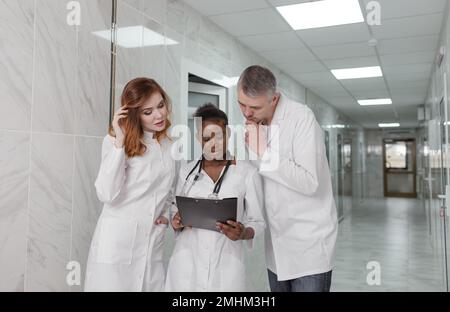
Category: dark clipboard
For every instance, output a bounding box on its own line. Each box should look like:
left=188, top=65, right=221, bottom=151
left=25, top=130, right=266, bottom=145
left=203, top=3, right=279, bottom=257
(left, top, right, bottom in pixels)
left=175, top=196, right=238, bottom=232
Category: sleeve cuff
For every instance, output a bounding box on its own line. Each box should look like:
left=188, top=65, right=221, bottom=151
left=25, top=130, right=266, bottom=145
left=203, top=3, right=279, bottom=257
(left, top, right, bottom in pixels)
left=243, top=226, right=257, bottom=250
left=245, top=239, right=255, bottom=250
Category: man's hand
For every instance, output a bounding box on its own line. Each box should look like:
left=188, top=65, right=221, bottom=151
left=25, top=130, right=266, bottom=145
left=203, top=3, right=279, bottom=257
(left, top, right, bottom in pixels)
left=216, top=220, right=248, bottom=241
left=245, top=121, right=268, bottom=157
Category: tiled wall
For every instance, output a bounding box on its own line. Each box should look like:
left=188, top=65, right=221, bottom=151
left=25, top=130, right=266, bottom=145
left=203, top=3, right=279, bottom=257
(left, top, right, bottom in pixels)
left=0, top=0, right=363, bottom=292
left=0, top=0, right=110, bottom=292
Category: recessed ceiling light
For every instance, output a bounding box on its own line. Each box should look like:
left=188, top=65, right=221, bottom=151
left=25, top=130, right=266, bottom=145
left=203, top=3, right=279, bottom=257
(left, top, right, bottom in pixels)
left=358, top=98, right=392, bottom=106
left=331, top=66, right=383, bottom=80
left=324, top=124, right=346, bottom=129
left=93, top=26, right=178, bottom=48
left=379, top=123, right=400, bottom=128
left=276, top=0, right=364, bottom=30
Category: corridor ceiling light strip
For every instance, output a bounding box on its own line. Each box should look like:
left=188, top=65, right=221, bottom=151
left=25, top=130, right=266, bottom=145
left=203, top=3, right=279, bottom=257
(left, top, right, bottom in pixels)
left=331, top=66, right=383, bottom=80
left=93, top=26, right=178, bottom=48
left=324, top=124, right=346, bottom=129
left=276, top=0, right=364, bottom=30
left=379, top=123, right=400, bottom=128
left=358, top=98, right=393, bottom=106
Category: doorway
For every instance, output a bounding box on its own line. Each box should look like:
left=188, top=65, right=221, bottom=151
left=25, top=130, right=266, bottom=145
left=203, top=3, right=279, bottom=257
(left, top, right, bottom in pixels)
left=383, top=139, right=417, bottom=198
left=187, top=74, right=227, bottom=161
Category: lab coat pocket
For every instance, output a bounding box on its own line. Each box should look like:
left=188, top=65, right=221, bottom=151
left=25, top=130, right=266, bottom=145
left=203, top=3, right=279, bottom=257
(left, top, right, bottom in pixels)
left=96, top=216, right=138, bottom=265
left=151, top=224, right=167, bottom=262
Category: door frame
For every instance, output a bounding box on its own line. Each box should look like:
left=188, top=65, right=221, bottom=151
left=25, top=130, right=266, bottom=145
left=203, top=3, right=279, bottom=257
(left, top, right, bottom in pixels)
left=188, top=82, right=227, bottom=118
left=180, top=59, right=236, bottom=126
left=382, top=138, right=417, bottom=198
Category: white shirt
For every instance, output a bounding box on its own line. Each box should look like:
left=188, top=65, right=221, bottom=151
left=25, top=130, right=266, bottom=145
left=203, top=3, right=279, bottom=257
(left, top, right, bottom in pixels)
left=251, top=93, right=338, bottom=281
left=84, top=132, right=176, bottom=292
left=165, top=160, right=265, bottom=291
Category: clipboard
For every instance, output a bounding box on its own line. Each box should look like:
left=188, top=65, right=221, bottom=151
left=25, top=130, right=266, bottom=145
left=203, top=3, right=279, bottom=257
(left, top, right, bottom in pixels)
left=175, top=196, right=238, bottom=232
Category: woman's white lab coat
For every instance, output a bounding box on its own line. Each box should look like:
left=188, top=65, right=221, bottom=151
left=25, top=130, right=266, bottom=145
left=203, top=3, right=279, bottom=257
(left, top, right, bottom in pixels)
left=84, top=132, right=175, bottom=292
left=165, top=160, right=265, bottom=292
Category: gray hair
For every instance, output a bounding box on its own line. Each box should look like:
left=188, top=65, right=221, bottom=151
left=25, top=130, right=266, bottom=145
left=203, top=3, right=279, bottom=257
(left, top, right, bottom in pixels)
left=238, top=65, right=277, bottom=98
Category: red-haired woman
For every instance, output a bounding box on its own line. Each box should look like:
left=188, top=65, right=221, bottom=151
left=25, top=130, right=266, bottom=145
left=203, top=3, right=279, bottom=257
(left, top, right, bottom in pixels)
left=84, top=78, right=175, bottom=292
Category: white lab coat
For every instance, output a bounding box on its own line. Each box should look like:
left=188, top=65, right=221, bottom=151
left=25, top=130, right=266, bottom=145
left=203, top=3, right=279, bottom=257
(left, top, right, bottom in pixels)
left=251, top=93, right=338, bottom=281
left=165, top=160, right=265, bottom=292
left=84, top=132, right=176, bottom=292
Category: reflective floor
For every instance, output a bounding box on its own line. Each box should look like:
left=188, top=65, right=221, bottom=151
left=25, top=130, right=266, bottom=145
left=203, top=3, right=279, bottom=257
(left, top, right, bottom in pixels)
left=332, top=198, right=446, bottom=292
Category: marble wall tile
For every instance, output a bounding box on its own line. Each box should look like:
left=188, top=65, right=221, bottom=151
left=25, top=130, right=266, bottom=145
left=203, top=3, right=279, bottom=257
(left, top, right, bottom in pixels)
left=141, top=0, right=166, bottom=25
left=0, top=131, right=30, bottom=291
left=0, top=0, right=34, bottom=131
left=164, top=25, right=184, bottom=126
left=32, top=0, right=77, bottom=134
left=26, top=133, right=73, bottom=291
left=195, top=43, right=233, bottom=77
left=70, top=136, right=103, bottom=292
left=139, top=16, right=165, bottom=84
left=166, top=0, right=185, bottom=37
left=183, top=4, right=231, bottom=62
left=75, top=0, right=111, bottom=137
left=122, top=0, right=139, bottom=10
left=230, top=43, right=259, bottom=78
left=114, top=0, right=144, bottom=106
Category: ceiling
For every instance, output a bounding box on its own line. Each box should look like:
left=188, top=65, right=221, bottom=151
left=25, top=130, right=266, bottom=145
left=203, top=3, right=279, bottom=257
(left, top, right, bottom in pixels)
left=182, top=0, right=448, bottom=128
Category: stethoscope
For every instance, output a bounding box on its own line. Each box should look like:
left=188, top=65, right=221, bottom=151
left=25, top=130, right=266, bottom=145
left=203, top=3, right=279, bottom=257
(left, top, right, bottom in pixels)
left=180, top=157, right=232, bottom=199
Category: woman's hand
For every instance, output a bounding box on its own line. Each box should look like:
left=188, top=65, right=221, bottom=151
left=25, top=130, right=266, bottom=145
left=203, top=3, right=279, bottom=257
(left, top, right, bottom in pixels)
left=154, top=216, right=169, bottom=226
left=112, top=106, right=128, bottom=148
left=216, top=220, right=249, bottom=241
left=171, top=212, right=184, bottom=231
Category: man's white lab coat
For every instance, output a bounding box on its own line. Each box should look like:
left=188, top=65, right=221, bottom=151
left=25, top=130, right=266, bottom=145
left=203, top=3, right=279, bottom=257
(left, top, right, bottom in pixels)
left=252, top=93, right=338, bottom=281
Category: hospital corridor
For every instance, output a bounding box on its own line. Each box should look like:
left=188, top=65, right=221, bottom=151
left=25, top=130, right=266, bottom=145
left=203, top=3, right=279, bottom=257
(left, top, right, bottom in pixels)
left=1, top=0, right=450, bottom=293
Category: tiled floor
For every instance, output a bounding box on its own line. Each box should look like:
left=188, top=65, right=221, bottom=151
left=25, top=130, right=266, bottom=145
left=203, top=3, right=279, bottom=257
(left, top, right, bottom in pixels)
left=332, top=197, right=448, bottom=292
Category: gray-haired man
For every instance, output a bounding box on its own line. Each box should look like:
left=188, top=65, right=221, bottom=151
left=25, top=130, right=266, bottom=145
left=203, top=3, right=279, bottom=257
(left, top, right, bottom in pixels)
left=238, top=65, right=338, bottom=292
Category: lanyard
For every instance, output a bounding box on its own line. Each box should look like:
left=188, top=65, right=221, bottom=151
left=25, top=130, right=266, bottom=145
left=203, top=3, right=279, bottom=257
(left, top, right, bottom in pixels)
left=182, top=158, right=232, bottom=197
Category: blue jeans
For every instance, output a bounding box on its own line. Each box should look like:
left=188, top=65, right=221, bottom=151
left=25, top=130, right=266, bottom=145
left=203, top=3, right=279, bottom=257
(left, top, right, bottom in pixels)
left=268, top=270, right=332, bottom=292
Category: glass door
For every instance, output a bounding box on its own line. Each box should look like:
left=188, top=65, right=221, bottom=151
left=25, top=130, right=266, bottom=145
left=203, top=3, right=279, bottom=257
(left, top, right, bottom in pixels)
left=383, top=139, right=417, bottom=198
left=428, top=76, right=450, bottom=291
left=336, top=134, right=344, bottom=221
left=438, top=77, right=450, bottom=290
left=343, top=139, right=353, bottom=214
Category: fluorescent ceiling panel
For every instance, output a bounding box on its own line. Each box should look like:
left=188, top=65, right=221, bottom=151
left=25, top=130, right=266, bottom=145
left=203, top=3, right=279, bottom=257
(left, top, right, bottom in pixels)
left=331, top=66, right=383, bottom=80
left=358, top=98, right=393, bottom=106
left=276, top=0, right=364, bottom=30
left=379, top=123, right=400, bottom=128
left=324, top=124, right=346, bottom=129
left=93, top=26, right=178, bottom=48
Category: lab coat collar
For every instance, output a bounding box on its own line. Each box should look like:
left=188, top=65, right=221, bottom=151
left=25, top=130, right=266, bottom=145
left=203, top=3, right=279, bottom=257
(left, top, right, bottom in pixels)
left=271, top=92, right=288, bottom=124
left=143, top=131, right=156, bottom=143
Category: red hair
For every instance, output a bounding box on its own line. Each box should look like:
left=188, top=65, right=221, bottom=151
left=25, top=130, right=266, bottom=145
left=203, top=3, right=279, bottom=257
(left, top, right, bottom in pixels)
left=109, top=78, right=172, bottom=158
